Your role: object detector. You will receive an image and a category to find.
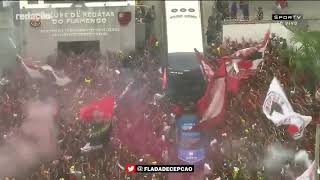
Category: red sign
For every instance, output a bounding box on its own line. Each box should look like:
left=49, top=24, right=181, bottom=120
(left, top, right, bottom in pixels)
left=118, top=11, right=131, bottom=26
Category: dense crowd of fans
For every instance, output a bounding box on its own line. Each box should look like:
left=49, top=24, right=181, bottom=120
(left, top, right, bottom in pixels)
left=0, top=42, right=166, bottom=180
left=0, top=34, right=319, bottom=180
left=206, top=34, right=288, bottom=59
left=202, top=34, right=320, bottom=179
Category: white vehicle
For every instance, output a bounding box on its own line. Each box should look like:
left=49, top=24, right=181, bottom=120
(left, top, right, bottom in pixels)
left=162, top=1, right=206, bottom=105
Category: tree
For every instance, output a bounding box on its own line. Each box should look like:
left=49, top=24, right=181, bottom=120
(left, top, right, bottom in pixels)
left=285, top=31, right=320, bottom=93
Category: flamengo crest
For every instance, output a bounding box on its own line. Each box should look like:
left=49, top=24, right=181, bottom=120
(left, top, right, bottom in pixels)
left=30, top=15, right=41, bottom=27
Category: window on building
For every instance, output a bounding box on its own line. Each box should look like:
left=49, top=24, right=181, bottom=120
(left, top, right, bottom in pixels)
left=28, top=0, right=39, bottom=4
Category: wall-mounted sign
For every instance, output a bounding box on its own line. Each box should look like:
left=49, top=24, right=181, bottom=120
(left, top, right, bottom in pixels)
left=118, top=11, right=131, bottom=26
left=17, top=10, right=116, bottom=25
left=17, top=7, right=134, bottom=38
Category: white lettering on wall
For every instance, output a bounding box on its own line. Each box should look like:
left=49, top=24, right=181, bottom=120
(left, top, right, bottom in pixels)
left=16, top=9, right=117, bottom=24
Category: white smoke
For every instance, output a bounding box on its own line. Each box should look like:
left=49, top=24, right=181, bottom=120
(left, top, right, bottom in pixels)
left=263, top=144, right=294, bottom=171
left=294, top=150, right=312, bottom=168
left=263, top=143, right=313, bottom=180
left=0, top=98, right=58, bottom=177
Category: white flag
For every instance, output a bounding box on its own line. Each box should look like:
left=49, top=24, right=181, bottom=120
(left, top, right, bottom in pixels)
left=18, top=56, right=45, bottom=79
left=289, top=115, right=312, bottom=140
left=262, top=77, right=312, bottom=139
left=41, top=65, right=72, bottom=86
left=231, top=47, right=258, bottom=58
left=263, top=77, right=293, bottom=126
left=229, top=58, right=264, bottom=74
left=296, top=161, right=315, bottom=180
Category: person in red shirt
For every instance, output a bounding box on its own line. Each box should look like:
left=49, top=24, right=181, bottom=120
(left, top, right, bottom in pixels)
left=148, top=34, right=157, bottom=47
left=276, top=0, right=288, bottom=10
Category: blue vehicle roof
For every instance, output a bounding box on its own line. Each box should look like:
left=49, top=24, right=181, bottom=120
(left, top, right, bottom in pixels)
left=176, top=114, right=198, bottom=127
left=176, top=114, right=205, bottom=164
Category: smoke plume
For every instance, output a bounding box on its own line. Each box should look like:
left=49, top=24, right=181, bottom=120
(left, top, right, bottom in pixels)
left=111, top=69, right=169, bottom=161
left=263, top=143, right=313, bottom=179
left=263, top=143, right=294, bottom=171
left=0, top=98, right=58, bottom=177
left=294, top=150, right=312, bottom=168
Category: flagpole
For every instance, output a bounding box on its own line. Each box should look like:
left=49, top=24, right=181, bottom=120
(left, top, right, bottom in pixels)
left=315, top=124, right=320, bottom=180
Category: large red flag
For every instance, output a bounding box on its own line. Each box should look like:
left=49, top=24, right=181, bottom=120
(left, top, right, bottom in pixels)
left=195, top=60, right=227, bottom=129
left=224, top=28, right=270, bottom=93
left=162, top=67, right=167, bottom=90
left=194, top=52, right=258, bottom=129
left=79, top=96, right=115, bottom=122
left=226, top=58, right=263, bottom=93
left=195, top=51, right=215, bottom=81
left=193, top=29, right=271, bottom=129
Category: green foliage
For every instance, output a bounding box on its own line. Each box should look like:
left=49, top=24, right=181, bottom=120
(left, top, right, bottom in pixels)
left=285, top=31, right=320, bottom=90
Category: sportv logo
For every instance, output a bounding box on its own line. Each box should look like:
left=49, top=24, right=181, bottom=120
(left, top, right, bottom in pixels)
left=272, top=14, right=303, bottom=21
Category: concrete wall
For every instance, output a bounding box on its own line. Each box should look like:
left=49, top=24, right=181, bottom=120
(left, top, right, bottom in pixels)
left=140, top=0, right=213, bottom=48
left=307, top=20, right=320, bottom=31
left=18, top=6, right=135, bottom=61
left=139, top=1, right=164, bottom=42
left=192, top=0, right=320, bottom=44
left=201, top=1, right=215, bottom=47
left=226, top=1, right=320, bottom=31
left=0, top=7, right=18, bottom=74
left=248, top=1, right=320, bottom=21
left=135, top=22, right=145, bottom=48
left=223, top=23, right=299, bottom=48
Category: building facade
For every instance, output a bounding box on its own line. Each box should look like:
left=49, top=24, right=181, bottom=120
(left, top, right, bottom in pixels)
left=15, top=0, right=135, bottom=61
left=0, top=2, right=19, bottom=74
left=143, top=0, right=320, bottom=49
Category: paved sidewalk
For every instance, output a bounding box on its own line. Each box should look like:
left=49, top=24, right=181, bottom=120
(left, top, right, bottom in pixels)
left=248, top=1, right=320, bottom=20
